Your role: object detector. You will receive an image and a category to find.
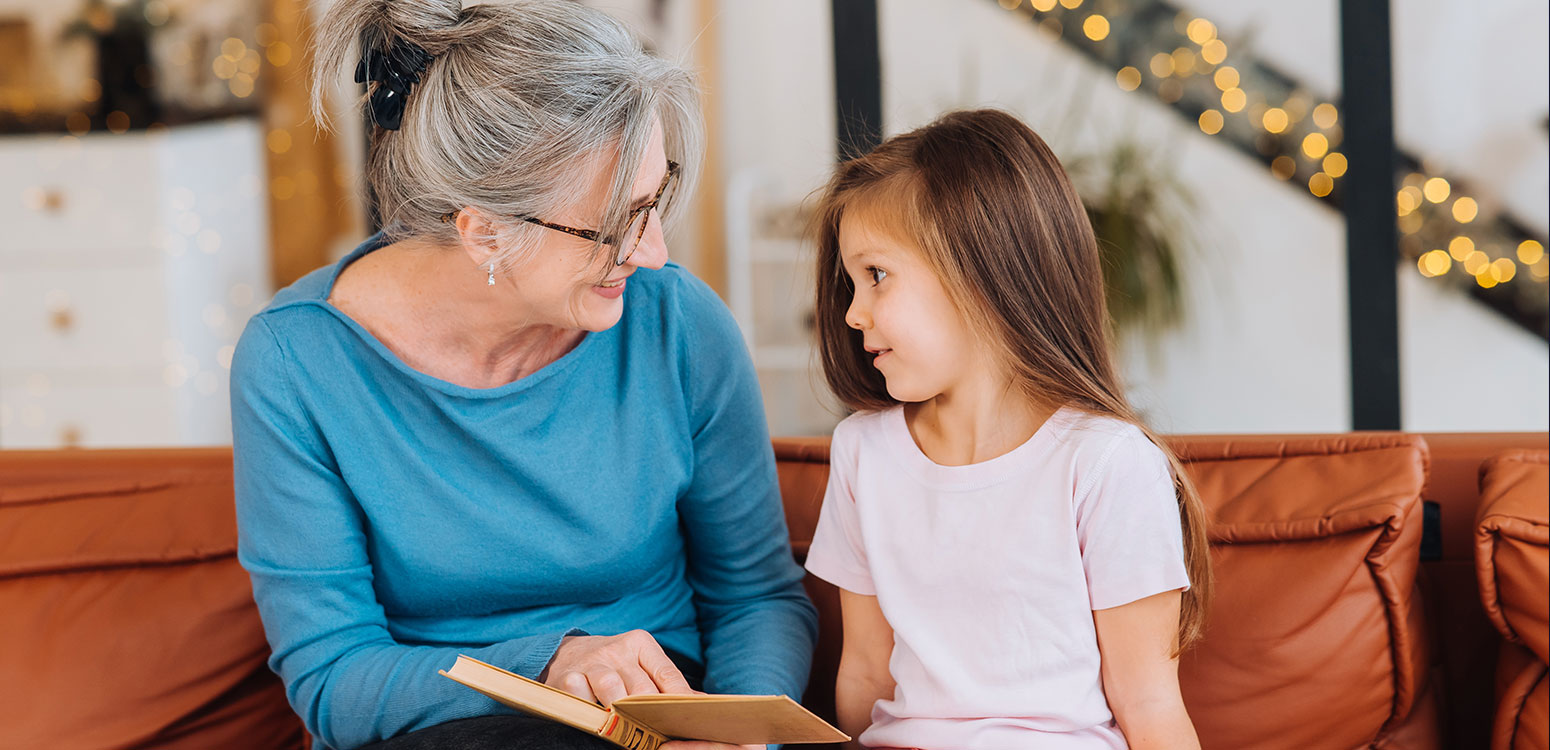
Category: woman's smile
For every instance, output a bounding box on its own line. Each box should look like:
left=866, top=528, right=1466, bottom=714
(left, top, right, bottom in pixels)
left=593, top=274, right=629, bottom=299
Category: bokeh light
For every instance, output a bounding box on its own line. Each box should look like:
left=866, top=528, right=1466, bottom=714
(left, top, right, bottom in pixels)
left=1083, top=15, right=1110, bottom=41
left=1517, top=240, right=1545, bottom=265
left=1322, top=152, right=1347, bottom=177
left=1115, top=66, right=1142, bottom=91
left=1198, top=110, right=1224, bottom=134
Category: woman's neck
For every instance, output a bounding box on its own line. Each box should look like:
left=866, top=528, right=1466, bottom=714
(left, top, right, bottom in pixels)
left=333, top=239, right=583, bottom=387
left=905, top=372, right=1056, bottom=467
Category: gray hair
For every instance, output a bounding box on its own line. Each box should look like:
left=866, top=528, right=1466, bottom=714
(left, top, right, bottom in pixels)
left=310, top=0, right=704, bottom=270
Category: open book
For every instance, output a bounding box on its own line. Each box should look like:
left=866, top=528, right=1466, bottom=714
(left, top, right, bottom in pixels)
left=440, top=655, right=849, bottom=749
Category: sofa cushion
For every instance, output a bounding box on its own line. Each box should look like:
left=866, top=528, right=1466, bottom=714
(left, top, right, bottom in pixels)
left=1475, top=450, right=1549, bottom=750
left=1144, top=435, right=1432, bottom=750
left=1417, top=433, right=1548, bottom=750
left=775, top=437, right=844, bottom=731
left=1505, top=666, right=1549, bottom=750
left=0, top=449, right=302, bottom=750
left=1492, top=643, right=1547, bottom=750
left=1475, top=449, right=1550, bottom=665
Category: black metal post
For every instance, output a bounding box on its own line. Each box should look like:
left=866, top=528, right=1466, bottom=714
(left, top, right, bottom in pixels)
left=1339, top=0, right=1401, bottom=430
left=831, top=0, right=883, bottom=161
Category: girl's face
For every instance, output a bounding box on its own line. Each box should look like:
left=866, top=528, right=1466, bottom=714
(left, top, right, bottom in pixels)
left=838, top=207, right=992, bottom=404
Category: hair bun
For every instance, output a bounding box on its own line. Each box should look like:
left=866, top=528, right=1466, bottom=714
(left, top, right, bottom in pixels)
left=381, top=0, right=461, bottom=45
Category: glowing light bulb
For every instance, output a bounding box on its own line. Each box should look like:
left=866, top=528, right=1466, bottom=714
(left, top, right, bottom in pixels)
left=1302, top=133, right=1329, bottom=159
left=1262, top=108, right=1288, bottom=133
left=1423, top=177, right=1450, bottom=203
left=1083, top=15, right=1110, bottom=40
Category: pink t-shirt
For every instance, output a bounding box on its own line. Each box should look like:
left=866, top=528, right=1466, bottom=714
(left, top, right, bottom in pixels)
left=805, top=405, right=1191, bottom=750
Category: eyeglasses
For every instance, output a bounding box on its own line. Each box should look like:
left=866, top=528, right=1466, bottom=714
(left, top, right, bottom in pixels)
left=441, top=160, right=679, bottom=267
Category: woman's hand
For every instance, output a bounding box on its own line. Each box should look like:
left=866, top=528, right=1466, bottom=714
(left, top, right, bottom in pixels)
left=543, top=630, right=694, bottom=706
left=544, top=633, right=766, bottom=749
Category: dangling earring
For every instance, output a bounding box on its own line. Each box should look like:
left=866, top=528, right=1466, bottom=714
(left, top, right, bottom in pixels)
left=487, top=262, right=495, bottom=286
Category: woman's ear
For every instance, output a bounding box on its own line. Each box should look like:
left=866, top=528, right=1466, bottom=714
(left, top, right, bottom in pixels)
left=452, top=208, right=501, bottom=269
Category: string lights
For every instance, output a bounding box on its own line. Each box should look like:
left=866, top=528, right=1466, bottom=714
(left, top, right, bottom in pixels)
left=996, top=0, right=1547, bottom=334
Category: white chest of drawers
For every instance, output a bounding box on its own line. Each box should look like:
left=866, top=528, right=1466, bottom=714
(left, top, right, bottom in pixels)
left=0, top=118, right=272, bottom=448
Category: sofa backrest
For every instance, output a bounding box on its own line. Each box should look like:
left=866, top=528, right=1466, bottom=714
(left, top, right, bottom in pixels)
left=1169, top=435, right=1431, bottom=748
left=0, top=449, right=303, bottom=750
left=1474, top=449, right=1549, bottom=750
left=1415, top=433, right=1549, bottom=748
left=2, top=432, right=1545, bottom=749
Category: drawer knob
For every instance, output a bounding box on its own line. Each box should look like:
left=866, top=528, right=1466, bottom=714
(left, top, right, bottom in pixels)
left=59, top=424, right=83, bottom=448
left=49, top=306, right=75, bottom=333
left=23, top=187, right=65, bottom=214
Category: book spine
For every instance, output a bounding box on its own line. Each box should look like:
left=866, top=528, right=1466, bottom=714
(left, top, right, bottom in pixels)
left=599, top=712, right=668, bottom=750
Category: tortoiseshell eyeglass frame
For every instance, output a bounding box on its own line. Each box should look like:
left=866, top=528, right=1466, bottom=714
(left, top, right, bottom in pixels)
left=440, top=160, right=680, bottom=266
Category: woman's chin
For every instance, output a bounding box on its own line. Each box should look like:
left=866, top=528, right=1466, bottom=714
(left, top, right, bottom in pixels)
left=575, top=299, right=625, bottom=332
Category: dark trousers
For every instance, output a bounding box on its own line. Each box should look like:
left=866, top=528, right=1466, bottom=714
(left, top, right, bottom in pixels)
left=356, top=714, right=616, bottom=749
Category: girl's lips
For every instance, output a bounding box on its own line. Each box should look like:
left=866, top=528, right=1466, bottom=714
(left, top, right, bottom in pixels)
left=593, top=278, right=626, bottom=299
left=871, top=349, right=891, bottom=366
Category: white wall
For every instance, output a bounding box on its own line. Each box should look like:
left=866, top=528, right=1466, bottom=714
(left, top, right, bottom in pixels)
left=706, top=0, right=1546, bottom=434
left=1180, top=0, right=1550, bottom=234
left=705, top=0, right=844, bottom=437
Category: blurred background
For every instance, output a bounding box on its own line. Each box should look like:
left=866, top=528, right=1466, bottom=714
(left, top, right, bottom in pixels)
left=0, top=0, right=1544, bottom=448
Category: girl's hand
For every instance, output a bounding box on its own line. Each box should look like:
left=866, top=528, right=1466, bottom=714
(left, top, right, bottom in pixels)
left=542, top=630, right=694, bottom=705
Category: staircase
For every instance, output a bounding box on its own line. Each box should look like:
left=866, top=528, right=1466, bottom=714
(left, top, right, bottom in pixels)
left=990, top=0, right=1549, bottom=338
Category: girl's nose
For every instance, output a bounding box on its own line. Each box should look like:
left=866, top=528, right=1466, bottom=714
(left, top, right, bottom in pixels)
left=845, top=299, right=869, bottom=330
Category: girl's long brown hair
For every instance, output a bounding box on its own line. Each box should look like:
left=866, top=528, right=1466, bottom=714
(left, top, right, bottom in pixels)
left=813, top=108, right=1212, bottom=651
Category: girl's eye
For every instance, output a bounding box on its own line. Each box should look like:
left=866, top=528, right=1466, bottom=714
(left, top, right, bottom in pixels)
left=867, top=266, right=888, bottom=285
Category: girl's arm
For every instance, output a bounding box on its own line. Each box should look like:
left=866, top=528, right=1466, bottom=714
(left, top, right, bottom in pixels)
left=835, top=589, right=896, bottom=748
left=1093, top=590, right=1201, bottom=750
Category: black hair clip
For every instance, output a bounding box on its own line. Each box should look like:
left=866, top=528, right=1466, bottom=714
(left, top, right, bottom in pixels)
left=354, top=36, right=434, bottom=131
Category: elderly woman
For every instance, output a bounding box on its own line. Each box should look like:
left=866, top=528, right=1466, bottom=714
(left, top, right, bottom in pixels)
left=228, top=1, right=817, bottom=748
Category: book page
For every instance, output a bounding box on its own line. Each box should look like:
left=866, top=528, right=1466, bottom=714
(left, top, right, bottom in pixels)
left=440, top=656, right=608, bottom=732
left=613, top=694, right=849, bottom=745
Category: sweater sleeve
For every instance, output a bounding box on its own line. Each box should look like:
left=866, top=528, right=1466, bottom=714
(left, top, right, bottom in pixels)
left=230, top=316, right=581, bottom=750
left=671, top=276, right=820, bottom=699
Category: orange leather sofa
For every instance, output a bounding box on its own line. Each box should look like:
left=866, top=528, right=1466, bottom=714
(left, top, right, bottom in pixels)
left=2, top=432, right=1545, bottom=750
left=1475, top=450, right=1550, bottom=749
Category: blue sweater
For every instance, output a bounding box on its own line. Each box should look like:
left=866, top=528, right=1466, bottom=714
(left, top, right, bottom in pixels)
left=230, top=234, right=818, bottom=749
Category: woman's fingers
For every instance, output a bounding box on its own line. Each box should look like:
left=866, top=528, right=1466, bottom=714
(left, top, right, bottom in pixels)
left=636, top=640, right=694, bottom=694
left=583, top=665, right=640, bottom=707
left=557, top=664, right=660, bottom=707
left=556, top=670, right=596, bottom=704
left=546, top=631, right=679, bottom=704
left=615, top=661, right=663, bottom=700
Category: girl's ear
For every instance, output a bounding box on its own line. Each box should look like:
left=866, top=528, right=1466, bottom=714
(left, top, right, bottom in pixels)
left=453, top=208, right=503, bottom=269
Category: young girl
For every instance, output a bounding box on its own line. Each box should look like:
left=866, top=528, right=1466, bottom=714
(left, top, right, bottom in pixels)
left=804, top=109, right=1212, bottom=750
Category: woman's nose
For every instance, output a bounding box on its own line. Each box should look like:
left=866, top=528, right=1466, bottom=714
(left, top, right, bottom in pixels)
left=626, top=209, right=669, bottom=270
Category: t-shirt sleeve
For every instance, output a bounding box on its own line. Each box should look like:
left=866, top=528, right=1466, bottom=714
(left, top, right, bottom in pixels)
left=804, top=422, right=876, bottom=596
left=1075, top=431, right=1192, bottom=611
